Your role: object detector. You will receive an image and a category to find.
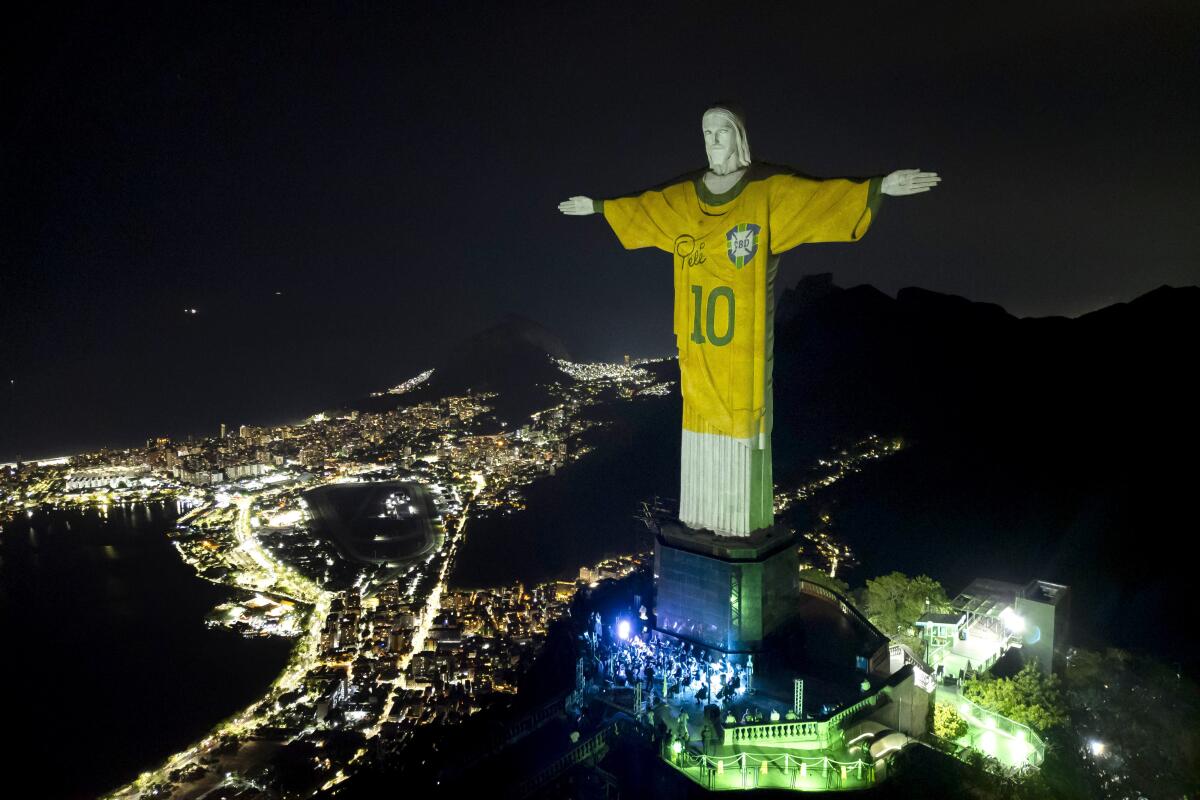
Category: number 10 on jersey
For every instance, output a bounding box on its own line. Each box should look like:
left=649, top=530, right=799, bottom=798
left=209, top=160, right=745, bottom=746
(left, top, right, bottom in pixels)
left=689, top=285, right=735, bottom=346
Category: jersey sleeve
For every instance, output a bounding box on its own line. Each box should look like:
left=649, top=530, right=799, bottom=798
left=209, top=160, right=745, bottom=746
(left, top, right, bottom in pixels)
left=595, top=184, right=689, bottom=253
left=767, top=174, right=882, bottom=254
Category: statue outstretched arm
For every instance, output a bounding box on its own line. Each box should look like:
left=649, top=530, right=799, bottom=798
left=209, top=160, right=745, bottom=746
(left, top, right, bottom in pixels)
left=767, top=169, right=941, bottom=253
left=882, top=169, right=940, bottom=196
left=767, top=174, right=884, bottom=252
left=559, top=184, right=689, bottom=252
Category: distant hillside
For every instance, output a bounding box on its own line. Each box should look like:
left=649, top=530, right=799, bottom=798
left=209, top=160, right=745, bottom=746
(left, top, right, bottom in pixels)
left=769, top=275, right=1199, bottom=671
left=774, top=274, right=1195, bottom=459
left=351, top=314, right=574, bottom=421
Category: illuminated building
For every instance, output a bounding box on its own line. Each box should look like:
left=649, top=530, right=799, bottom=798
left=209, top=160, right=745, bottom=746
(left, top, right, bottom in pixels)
left=919, top=577, right=1071, bottom=679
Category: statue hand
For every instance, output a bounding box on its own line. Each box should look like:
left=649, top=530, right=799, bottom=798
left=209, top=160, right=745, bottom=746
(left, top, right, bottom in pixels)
left=558, top=196, right=595, bottom=216
left=881, top=169, right=941, bottom=196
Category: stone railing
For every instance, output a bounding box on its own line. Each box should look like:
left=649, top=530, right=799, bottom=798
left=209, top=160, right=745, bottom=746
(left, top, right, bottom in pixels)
left=674, top=750, right=875, bottom=791
left=888, top=642, right=933, bottom=676
left=727, top=720, right=821, bottom=744
left=721, top=688, right=882, bottom=747
left=798, top=579, right=887, bottom=641
left=826, top=693, right=879, bottom=728
left=723, top=719, right=835, bottom=747
left=515, top=717, right=638, bottom=797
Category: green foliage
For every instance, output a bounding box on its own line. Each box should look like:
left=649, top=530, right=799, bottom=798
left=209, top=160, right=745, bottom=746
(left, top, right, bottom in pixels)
left=798, top=567, right=849, bottom=595
left=862, top=571, right=950, bottom=651
left=933, top=701, right=969, bottom=740
left=960, top=751, right=1058, bottom=800
left=888, top=742, right=1056, bottom=800
left=1057, top=648, right=1200, bottom=799
left=961, top=662, right=1067, bottom=733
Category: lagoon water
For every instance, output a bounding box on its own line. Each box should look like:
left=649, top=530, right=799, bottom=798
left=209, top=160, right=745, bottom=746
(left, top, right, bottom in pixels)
left=0, top=503, right=292, bottom=799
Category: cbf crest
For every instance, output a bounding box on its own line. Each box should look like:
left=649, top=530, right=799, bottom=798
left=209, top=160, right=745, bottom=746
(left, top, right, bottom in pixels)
left=726, top=223, right=760, bottom=268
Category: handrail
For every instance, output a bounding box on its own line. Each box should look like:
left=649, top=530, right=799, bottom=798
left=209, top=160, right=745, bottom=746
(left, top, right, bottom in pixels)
left=798, top=579, right=888, bottom=641
left=936, top=687, right=1046, bottom=766
left=672, top=749, right=875, bottom=790
left=827, top=693, right=879, bottom=727
left=514, top=715, right=646, bottom=798
left=727, top=720, right=823, bottom=744
left=514, top=721, right=618, bottom=797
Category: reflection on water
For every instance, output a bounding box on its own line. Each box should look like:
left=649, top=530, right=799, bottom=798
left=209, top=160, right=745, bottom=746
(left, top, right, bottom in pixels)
left=0, top=503, right=293, bottom=799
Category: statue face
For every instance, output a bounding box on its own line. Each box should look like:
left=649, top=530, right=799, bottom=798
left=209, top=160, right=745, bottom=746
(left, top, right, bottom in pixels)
left=702, top=111, right=739, bottom=172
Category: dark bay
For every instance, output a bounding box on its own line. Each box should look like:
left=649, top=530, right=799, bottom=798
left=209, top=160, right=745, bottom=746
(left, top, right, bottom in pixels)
left=448, top=400, right=672, bottom=589
left=0, top=503, right=293, bottom=799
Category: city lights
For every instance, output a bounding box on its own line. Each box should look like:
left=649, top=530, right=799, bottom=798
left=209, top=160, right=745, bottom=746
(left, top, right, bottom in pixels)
left=0, top=362, right=673, bottom=799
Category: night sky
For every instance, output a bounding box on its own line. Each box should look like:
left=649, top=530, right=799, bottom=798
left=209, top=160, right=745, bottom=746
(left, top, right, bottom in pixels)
left=3, top=1, right=1198, bottom=461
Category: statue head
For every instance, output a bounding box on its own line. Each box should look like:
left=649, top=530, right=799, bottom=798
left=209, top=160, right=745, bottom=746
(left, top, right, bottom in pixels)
left=702, top=104, right=751, bottom=175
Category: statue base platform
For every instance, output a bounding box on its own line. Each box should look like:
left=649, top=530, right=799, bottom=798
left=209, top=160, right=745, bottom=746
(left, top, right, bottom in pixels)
left=653, top=521, right=799, bottom=654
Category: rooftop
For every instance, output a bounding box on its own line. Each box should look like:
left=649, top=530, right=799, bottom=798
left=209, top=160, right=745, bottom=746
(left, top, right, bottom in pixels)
left=952, top=578, right=1022, bottom=619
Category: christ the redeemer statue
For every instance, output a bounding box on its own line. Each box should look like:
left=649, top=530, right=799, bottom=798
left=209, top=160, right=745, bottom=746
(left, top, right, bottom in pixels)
left=559, top=104, right=939, bottom=538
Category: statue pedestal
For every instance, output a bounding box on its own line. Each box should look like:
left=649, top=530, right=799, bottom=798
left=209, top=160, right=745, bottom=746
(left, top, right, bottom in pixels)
left=653, top=521, right=798, bottom=654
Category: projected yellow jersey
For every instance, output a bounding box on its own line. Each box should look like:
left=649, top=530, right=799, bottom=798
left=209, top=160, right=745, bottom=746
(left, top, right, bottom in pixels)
left=598, top=164, right=882, bottom=440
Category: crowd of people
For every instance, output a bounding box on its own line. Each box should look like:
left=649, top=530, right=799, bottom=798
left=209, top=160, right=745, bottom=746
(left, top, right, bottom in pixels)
left=583, top=612, right=798, bottom=729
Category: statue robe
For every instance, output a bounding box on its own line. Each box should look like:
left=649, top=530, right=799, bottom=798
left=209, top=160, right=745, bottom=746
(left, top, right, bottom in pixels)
left=598, top=163, right=882, bottom=536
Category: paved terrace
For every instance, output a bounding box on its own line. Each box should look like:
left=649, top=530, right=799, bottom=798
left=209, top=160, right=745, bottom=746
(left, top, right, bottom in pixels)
left=599, top=681, right=882, bottom=791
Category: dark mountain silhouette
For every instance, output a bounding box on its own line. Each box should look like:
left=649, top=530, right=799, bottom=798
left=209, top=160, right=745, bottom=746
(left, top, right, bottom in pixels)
left=420, top=314, right=571, bottom=420
left=773, top=275, right=1194, bottom=463
left=767, top=275, right=1199, bottom=672
left=349, top=314, right=574, bottom=421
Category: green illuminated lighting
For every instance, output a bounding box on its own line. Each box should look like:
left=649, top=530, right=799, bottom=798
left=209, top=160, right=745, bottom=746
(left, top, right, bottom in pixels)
left=670, top=750, right=872, bottom=791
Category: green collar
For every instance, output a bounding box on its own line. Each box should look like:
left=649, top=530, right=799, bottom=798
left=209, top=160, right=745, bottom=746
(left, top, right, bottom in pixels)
left=694, top=168, right=752, bottom=206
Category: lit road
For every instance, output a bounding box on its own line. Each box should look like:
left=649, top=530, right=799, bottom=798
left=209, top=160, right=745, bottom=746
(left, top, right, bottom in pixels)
left=105, top=490, right=333, bottom=800
left=370, top=472, right=484, bottom=738
left=110, top=467, right=484, bottom=798
left=234, top=495, right=277, bottom=577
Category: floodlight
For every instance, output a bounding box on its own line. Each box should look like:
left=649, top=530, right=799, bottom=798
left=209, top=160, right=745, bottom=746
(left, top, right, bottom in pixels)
left=999, top=606, right=1025, bottom=633
left=617, top=619, right=631, bottom=640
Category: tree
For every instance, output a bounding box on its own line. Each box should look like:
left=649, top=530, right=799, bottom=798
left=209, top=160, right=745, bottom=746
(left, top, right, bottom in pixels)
left=862, top=571, right=950, bottom=652
left=933, top=702, right=968, bottom=741
left=961, top=662, right=1067, bottom=733
left=1055, top=647, right=1200, bottom=799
